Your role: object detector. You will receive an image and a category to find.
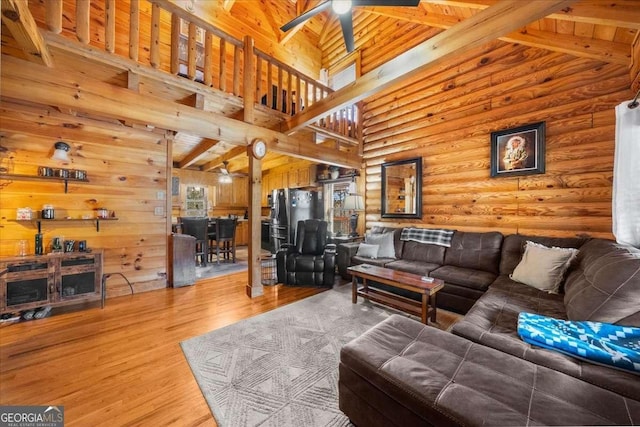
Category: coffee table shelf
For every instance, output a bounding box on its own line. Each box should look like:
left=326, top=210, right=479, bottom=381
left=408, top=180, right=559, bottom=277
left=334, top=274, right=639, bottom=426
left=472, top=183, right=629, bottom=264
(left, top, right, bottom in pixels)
left=348, top=264, right=444, bottom=324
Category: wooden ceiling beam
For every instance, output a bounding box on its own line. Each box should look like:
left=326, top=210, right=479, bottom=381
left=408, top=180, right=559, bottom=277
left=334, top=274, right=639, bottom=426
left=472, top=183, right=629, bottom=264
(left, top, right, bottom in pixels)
left=0, top=54, right=360, bottom=169
left=280, top=0, right=323, bottom=45
left=364, top=7, right=630, bottom=65
left=0, top=0, right=53, bottom=66
left=222, top=0, right=236, bottom=12
left=201, top=145, right=246, bottom=171
left=177, top=137, right=222, bottom=168
left=285, top=0, right=577, bottom=132
left=424, top=0, right=640, bottom=29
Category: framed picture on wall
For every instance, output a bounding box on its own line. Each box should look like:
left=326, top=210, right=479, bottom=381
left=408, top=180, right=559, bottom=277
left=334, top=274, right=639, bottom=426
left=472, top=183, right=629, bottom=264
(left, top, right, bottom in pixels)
left=490, top=121, right=545, bottom=177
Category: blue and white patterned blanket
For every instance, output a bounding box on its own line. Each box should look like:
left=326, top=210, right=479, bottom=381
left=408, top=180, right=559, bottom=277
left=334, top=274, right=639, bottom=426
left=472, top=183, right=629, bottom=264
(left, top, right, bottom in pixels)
left=518, top=312, right=640, bottom=374
left=400, top=228, right=455, bottom=247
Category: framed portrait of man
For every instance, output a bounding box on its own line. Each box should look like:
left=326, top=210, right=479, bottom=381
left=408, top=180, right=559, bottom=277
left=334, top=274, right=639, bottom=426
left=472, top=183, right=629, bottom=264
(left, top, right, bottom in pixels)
left=490, top=121, right=545, bottom=177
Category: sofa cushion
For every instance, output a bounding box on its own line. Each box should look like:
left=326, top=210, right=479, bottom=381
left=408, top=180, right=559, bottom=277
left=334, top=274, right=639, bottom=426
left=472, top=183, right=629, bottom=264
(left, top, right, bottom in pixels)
left=400, top=240, right=446, bottom=264
left=384, top=259, right=440, bottom=276
left=340, top=315, right=640, bottom=427
left=499, top=234, right=587, bottom=276
left=510, top=241, right=579, bottom=294
left=444, top=231, right=503, bottom=274
left=351, top=255, right=393, bottom=268
left=366, top=232, right=396, bottom=258
left=370, top=226, right=404, bottom=259
left=564, top=239, right=640, bottom=327
left=356, top=243, right=379, bottom=259
left=452, top=275, right=640, bottom=400
left=430, top=265, right=497, bottom=292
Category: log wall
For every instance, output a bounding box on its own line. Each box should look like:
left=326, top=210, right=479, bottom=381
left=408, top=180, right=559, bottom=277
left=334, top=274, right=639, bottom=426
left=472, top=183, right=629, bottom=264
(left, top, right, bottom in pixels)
left=330, top=34, right=632, bottom=238
left=0, top=101, right=169, bottom=297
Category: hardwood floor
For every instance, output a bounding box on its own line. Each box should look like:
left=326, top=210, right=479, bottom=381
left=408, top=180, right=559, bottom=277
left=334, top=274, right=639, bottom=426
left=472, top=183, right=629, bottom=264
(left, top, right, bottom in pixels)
left=0, top=251, right=325, bottom=426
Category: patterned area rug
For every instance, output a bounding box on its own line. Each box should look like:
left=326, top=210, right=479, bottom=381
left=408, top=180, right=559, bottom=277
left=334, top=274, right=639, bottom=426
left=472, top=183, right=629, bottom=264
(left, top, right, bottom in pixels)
left=181, top=286, right=460, bottom=427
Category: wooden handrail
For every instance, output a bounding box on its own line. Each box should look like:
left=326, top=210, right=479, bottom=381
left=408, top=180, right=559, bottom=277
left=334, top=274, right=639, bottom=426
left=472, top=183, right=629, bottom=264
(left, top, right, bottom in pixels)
left=40, top=0, right=359, bottom=144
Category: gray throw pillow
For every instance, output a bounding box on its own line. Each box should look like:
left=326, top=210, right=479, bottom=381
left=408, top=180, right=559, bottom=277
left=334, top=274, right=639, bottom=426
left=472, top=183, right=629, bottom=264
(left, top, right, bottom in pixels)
left=356, top=243, right=379, bottom=259
left=366, top=232, right=396, bottom=259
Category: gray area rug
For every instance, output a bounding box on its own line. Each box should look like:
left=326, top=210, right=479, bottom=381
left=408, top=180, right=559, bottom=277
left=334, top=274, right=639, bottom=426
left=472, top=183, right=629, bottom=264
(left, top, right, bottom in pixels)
left=196, top=261, right=248, bottom=280
left=181, top=287, right=401, bottom=427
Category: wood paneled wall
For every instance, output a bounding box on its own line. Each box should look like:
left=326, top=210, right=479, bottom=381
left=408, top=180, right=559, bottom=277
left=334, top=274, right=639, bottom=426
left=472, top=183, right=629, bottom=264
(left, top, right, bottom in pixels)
left=322, top=22, right=631, bottom=238
left=0, top=101, right=169, bottom=297
left=364, top=42, right=630, bottom=238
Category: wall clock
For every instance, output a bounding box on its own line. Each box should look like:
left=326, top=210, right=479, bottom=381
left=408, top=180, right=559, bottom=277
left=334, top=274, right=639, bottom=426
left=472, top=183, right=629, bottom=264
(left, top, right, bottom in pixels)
left=251, top=139, right=267, bottom=160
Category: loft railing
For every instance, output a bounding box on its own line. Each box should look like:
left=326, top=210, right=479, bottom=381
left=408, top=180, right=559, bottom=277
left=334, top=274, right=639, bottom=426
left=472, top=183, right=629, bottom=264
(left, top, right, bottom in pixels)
left=40, top=0, right=358, bottom=142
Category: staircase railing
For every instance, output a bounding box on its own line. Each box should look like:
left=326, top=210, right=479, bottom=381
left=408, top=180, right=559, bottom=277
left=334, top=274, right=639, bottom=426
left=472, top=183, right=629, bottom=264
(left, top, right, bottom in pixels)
left=39, top=0, right=358, bottom=142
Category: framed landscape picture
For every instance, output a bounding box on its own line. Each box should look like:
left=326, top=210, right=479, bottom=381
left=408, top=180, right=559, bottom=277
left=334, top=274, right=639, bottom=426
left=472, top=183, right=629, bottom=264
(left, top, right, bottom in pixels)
left=490, top=121, right=545, bottom=177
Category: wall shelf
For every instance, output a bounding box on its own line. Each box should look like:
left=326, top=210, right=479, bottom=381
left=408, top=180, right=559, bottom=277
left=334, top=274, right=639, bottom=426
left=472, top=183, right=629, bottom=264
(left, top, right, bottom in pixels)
left=11, top=218, right=118, bottom=233
left=0, top=173, right=89, bottom=193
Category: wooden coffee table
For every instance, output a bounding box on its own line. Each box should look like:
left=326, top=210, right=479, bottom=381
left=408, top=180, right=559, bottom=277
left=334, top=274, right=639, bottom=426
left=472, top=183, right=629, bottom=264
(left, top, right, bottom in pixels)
left=348, top=264, right=444, bottom=324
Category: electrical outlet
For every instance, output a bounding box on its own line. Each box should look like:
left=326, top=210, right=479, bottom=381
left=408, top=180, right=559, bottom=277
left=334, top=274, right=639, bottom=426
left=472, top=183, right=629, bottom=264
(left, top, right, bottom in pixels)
left=154, top=207, right=164, bottom=216
left=156, top=191, right=165, bottom=200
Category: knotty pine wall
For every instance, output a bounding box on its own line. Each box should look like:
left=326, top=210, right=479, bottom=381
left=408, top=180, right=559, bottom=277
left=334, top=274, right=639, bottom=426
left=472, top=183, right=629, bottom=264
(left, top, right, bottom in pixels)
left=323, top=22, right=631, bottom=238
left=0, top=101, right=169, bottom=297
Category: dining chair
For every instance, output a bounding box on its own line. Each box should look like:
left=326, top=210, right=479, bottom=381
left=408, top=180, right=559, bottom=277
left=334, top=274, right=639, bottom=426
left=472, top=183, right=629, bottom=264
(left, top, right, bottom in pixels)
left=180, top=217, right=209, bottom=266
left=207, top=219, right=217, bottom=262
left=210, top=217, right=237, bottom=264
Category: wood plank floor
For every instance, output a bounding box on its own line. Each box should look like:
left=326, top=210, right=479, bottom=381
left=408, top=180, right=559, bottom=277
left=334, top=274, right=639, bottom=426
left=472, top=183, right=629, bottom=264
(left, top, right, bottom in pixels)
left=0, top=254, right=325, bottom=426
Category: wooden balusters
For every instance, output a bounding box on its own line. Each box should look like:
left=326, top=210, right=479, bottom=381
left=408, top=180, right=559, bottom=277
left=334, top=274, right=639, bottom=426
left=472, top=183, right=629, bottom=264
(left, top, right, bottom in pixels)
left=45, top=0, right=62, bottom=34
left=267, top=61, right=273, bottom=109
left=150, top=3, right=160, bottom=69
left=277, top=66, right=283, bottom=112
left=204, top=31, right=213, bottom=86
left=37, top=0, right=359, bottom=142
left=187, top=21, right=197, bottom=79
left=256, top=56, right=263, bottom=101
left=76, top=0, right=90, bottom=44
left=233, top=44, right=241, bottom=96
left=129, top=0, right=139, bottom=61
left=219, top=38, right=227, bottom=92
left=287, top=71, right=292, bottom=114
left=105, top=0, right=116, bottom=53
left=295, top=74, right=301, bottom=114
left=303, top=79, right=309, bottom=113
left=170, top=13, right=180, bottom=74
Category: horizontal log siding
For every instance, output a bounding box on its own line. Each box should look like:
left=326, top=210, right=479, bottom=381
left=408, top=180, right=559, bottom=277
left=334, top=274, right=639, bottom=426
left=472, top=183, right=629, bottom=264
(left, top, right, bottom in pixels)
left=0, top=101, right=168, bottom=297
left=353, top=40, right=630, bottom=238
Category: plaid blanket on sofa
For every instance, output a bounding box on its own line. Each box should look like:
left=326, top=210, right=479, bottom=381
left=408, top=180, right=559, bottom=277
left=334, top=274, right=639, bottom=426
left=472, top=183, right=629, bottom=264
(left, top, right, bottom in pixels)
left=400, top=228, right=455, bottom=247
left=518, top=312, right=640, bottom=374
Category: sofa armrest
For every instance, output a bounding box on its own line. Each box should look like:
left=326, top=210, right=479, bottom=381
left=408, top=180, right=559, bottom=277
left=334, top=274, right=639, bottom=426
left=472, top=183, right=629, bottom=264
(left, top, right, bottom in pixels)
left=337, top=242, right=362, bottom=280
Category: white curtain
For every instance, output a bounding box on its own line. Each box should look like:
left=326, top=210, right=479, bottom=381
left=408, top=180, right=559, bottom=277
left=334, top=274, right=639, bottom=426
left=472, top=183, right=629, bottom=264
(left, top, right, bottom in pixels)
left=613, top=100, right=640, bottom=248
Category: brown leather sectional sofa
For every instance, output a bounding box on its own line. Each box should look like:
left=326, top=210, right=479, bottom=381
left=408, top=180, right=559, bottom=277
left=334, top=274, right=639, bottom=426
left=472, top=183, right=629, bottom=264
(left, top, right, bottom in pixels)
left=338, top=229, right=640, bottom=426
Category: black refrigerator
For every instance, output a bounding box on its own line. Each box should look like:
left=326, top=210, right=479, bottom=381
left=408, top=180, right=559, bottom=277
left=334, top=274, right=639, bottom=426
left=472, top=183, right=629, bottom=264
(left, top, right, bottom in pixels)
left=270, top=188, right=324, bottom=253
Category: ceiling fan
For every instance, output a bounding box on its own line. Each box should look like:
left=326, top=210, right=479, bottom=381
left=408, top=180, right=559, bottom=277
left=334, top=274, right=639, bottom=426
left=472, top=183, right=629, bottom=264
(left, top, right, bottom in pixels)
left=219, top=161, right=232, bottom=184
left=281, top=0, right=421, bottom=53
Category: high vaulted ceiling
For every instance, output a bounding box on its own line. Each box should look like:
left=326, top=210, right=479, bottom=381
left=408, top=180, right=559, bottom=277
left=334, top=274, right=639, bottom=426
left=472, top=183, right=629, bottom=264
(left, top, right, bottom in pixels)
left=172, top=0, right=639, bottom=172
left=3, top=0, right=639, bottom=176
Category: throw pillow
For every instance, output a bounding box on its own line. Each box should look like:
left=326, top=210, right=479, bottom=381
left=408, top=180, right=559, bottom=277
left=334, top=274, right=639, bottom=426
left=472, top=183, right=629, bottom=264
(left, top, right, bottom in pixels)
left=366, top=232, right=396, bottom=259
left=356, top=243, right=379, bottom=259
left=510, top=241, right=579, bottom=293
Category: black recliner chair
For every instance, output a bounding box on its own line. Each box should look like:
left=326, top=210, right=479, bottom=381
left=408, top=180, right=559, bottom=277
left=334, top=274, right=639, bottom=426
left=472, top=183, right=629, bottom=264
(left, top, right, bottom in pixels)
left=276, top=219, right=336, bottom=287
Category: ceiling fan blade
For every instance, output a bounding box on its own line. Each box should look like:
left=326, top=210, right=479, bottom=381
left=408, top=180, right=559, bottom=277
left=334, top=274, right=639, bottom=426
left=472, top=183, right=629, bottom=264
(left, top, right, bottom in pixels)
left=281, top=1, right=332, bottom=32
left=339, top=12, right=355, bottom=53
left=354, top=0, right=420, bottom=6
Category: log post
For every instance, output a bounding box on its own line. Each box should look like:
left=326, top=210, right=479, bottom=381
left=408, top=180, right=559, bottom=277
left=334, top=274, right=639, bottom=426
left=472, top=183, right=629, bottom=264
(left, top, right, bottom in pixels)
left=150, top=2, right=160, bottom=68
left=243, top=35, right=263, bottom=298
left=105, top=0, right=116, bottom=53
left=45, top=0, right=62, bottom=34
left=129, top=0, right=139, bottom=61
left=76, top=0, right=90, bottom=44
